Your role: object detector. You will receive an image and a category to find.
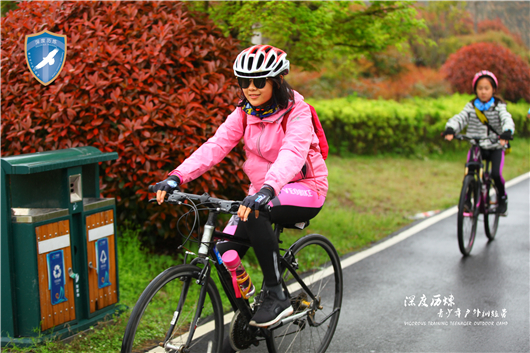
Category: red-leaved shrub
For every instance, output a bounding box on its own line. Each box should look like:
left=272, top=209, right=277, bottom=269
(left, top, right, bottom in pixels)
left=441, top=42, right=530, bottom=103
left=1, top=1, right=247, bottom=242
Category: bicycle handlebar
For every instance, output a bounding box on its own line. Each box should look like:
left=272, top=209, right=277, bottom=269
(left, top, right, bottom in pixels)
left=455, top=134, right=498, bottom=144
left=148, top=184, right=241, bottom=214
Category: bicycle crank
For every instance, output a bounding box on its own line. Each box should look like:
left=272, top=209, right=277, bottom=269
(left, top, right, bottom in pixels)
left=229, top=310, right=259, bottom=350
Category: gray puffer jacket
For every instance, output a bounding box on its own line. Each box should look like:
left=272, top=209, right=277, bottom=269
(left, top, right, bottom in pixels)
left=445, top=98, right=515, bottom=149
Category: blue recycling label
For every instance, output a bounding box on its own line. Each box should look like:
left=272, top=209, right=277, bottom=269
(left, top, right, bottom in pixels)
left=47, top=250, right=67, bottom=305
left=25, top=30, right=67, bottom=86
left=96, top=238, right=111, bottom=288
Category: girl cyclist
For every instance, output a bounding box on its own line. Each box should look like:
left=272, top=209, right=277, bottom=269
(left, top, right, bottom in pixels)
left=154, top=45, right=328, bottom=329
left=442, top=70, right=515, bottom=215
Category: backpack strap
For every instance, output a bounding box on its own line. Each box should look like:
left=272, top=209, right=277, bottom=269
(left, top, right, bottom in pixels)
left=474, top=105, right=501, bottom=136
left=474, top=106, right=489, bottom=124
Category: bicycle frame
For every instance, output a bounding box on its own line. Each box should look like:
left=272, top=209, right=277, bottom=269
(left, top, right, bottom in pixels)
left=462, top=136, right=495, bottom=215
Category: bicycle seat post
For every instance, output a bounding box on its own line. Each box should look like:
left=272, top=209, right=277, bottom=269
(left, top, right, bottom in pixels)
left=274, top=224, right=283, bottom=241
left=198, top=210, right=218, bottom=257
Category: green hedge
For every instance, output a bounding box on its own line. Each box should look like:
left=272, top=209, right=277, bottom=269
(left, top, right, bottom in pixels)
left=308, top=94, right=529, bottom=155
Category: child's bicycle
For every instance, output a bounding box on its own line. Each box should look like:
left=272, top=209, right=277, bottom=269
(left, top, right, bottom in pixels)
left=121, top=187, right=343, bottom=353
left=455, top=135, right=501, bottom=256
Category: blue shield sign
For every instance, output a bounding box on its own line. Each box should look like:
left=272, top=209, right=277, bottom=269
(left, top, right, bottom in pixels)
left=25, top=30, right=67, bottom=86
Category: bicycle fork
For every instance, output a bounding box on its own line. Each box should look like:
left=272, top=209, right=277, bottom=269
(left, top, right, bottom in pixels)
left=162, top=212, right=219, bottom=351
left=162, top=259, right=212, bottom=352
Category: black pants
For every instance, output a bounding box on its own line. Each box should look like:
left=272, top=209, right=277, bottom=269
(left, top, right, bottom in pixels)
left=216, top=205, right=322, bottom=287
left=480, top=148, right=506, bottom=197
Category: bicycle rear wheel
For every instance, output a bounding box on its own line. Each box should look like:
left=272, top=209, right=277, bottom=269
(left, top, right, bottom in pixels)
left=484, top=180, right=500, bottom=240
left=121, top=264, right=223, bottom=353
left=457, top=174, right=480, bottom=256
left=271, top=233, right=343, bottom=353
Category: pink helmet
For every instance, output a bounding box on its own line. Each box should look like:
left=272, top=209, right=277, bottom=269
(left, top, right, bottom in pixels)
left=472, top=70, right=498, bottom=90
left=233, top=45, right=289, bottom=79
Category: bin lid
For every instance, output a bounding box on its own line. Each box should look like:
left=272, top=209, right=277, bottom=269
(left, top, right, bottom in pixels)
left=1, top=147, right=118, bottom=174
left=11, top=208, right=69, bottom=223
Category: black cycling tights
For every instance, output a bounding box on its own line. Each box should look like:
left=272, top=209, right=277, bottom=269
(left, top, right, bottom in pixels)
left=217, top=205, right=322, bottom=287
left=480, top=148, right=506, bottom=197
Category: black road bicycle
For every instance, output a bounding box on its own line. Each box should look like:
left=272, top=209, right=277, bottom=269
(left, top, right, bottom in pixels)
left=456, top=135, right=501, bottom=256
left=121, top=187, right=343, bottom=352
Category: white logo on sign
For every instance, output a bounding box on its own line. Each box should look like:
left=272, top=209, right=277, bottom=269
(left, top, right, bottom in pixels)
left=35, top=48, right=59, bottom=69
left=100, top=250, right=107, bottom=264
left=53, top=264, right=62, bottom=279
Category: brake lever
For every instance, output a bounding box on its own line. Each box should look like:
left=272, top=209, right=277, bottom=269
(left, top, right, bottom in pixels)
left=167, top=192, right=187, bottom=204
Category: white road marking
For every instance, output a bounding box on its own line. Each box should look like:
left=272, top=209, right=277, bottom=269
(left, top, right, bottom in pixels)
left=147, top=172, right=529, bottom=352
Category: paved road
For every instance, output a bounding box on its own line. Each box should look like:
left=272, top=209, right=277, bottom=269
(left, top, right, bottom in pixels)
left=148, top=175, right=529, bottom=353
left=328, top=176, right=529, bottom=353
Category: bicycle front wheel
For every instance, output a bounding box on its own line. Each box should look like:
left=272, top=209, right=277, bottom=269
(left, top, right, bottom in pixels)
left=484, top=180, right=500, bottom=240
left=457, top=174, right=480, bottom=256
left=272, top=233, right=343, bottom=353
left=121, top=264, right=223, bottom=353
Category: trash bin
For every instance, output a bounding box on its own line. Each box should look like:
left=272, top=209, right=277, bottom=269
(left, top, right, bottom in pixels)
left=1, top=147, right=120, bottom=347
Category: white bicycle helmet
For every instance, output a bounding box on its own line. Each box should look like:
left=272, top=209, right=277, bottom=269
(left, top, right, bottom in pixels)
left=233, top=45, right=290, bottom=78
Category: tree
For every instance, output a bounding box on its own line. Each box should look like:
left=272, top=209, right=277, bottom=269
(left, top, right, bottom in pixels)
left=408, top=1, right=474, bottom=68
left=190, top=1, right=427, bottom=71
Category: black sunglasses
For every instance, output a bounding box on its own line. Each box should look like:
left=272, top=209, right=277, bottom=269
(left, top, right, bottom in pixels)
left=237, top=77, right=267, bottom=89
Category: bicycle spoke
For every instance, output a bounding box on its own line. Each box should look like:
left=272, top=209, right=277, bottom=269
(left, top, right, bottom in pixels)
left=121, top=265, right=223, bottom=353
left=270, top=234, right=342, bottom=353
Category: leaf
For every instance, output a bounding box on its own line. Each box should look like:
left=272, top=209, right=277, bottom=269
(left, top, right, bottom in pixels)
left=92, top=118, right=104, bottom=126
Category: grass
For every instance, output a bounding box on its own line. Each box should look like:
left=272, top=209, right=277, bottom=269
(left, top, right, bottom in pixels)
left=6, top=138, right=528, bottom=352
left=298, top=137, right=529, bottom=257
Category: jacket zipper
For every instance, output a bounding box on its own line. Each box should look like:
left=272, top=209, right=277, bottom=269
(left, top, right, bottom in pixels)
left=257, top=122, right=265, bottom=158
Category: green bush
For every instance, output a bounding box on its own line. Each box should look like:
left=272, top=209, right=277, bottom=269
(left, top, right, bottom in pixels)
left=309, top=93, right=530, bottom=156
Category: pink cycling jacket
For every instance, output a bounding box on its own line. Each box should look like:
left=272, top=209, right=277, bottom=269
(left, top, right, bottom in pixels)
left=170, top=90, right=328, bottom=197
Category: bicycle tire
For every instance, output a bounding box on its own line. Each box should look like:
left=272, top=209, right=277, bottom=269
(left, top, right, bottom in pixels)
left=270, top=233, right=343, bottom=353
left=121, top=264, right=223, bottom=353
left=484, top=180, right=500, bottom=240
left=457, top=174, right=480, bottom=256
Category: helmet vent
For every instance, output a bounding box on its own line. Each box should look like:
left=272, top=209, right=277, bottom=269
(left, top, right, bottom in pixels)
left=264, top=46, right=272, bottom=53
left=266, top=55, right=275, bottom=68
left=247, top=57, right=254, bottom=71
left=256, top=54, right=265, bottom=69
left=274, top=62, right=283, bottom=72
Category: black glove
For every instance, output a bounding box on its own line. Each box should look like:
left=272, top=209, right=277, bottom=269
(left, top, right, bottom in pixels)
left=441, top=127, right=455, bottom=137
left=241, top=185, right=275, bottom=211
left=499, top=130, right=513, bottom=141
left=154, top=175, right=181, bottom=193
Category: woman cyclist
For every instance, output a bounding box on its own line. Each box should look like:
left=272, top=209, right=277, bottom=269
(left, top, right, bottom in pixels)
left=153, top=45, right=328, bottom=330
left=442, top=70, right=515, bottom=215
